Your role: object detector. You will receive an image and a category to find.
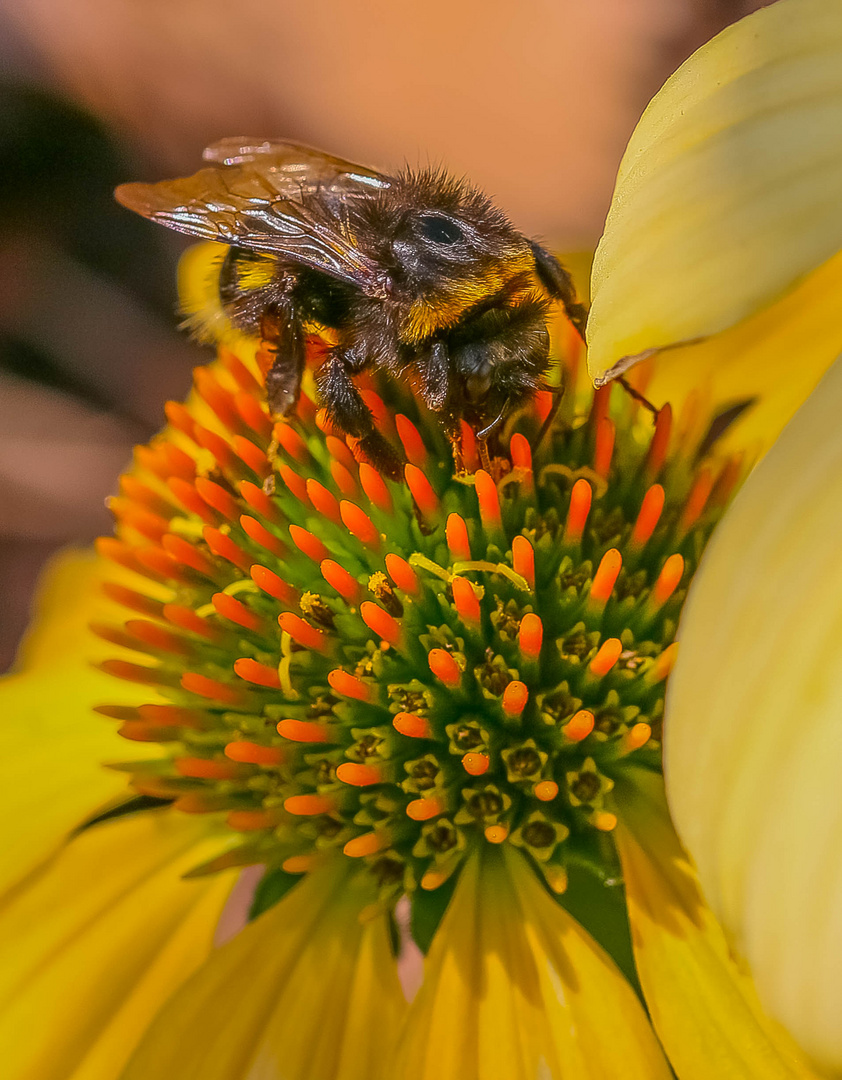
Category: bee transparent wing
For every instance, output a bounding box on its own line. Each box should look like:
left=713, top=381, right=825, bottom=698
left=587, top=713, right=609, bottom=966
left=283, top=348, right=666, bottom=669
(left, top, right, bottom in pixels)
left=115, top=142, right=392, bottom=295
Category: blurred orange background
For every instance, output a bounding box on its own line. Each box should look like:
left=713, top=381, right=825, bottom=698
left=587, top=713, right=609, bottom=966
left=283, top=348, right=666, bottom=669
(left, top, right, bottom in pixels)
left=0, top=0, right=766, bottom=667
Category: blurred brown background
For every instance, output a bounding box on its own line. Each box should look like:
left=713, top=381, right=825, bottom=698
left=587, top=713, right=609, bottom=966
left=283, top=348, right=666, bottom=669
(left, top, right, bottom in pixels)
left=0, top=0, right=766, bottom=669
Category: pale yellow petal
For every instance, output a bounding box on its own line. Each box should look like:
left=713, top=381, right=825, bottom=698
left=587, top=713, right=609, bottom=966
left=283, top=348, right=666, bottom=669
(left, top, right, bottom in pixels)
left=616, top=772, right=820, bottom=1079
left=391, top=849, right=670, bottom=1080
left=588, top=0, right=842, bottom=384
left=121, top=861, right=407, bottom=1080
left=0, top=548, right=163, bottom=895
left=642, top=247, right=842, bottom=454
left=666, top=353, right=842, bottom=1073
left=0, top=809, right=234, bottom=1080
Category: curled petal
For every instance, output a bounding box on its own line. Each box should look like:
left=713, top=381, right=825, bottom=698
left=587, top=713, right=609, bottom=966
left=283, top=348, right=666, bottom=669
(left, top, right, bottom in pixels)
left=588, top=0, right=842, bottom=385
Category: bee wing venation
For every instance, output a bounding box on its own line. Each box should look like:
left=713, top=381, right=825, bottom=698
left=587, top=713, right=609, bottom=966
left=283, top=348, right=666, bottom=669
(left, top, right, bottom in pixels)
left=115, top=142, right=393, bottom=295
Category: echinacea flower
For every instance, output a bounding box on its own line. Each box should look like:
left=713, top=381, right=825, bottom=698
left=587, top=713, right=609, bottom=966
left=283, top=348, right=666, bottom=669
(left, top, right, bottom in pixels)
left=3, top=1, right=842, bottom=1078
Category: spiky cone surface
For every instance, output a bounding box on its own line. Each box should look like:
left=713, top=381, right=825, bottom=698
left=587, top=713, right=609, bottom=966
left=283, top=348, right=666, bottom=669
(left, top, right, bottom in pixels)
left=93, top=335, right=739, bottom=923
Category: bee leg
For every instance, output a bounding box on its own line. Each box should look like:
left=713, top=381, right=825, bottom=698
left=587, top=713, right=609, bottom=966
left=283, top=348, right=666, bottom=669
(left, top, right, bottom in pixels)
left=529, top=242, right=588, bottom=340
left=318, top=354, right=406, bottom=480
left=262, top=309, right=306, bottom=417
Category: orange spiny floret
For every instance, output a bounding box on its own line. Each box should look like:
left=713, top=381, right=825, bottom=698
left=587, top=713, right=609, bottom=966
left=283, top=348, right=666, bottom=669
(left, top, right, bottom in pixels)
left=395, top=414, right=428, bottom=466
left=321, top=559, right=362, bottom=604
left=588, top=637, right=623, bottom=677
left=119, top=476, right=175, bottom=518
left=119, top=721, right=180, bottom=742
left=96, top=537, right=148, bottom=578
left=518, top=613, right=543, bottom=658
left=278, top=612, right=331, bottom=654
left=296, top=390, right=317, bottom=425
left=108, top=499, right=170, bottom=543
left=361, top=389, right=390, bottom=430
left=282, top=853, right=321, bottom=873
left=360, top=601, right=402, bottom=647
left=90, top=622, right=139, bottom=651
left=161, top=534, right=217, bottom=577
left=460, top=420, right=479, bottom=472
left=277, top=719, right=331, bottom=743
left=289, top=524, right=329, bottom=563
left=485, top=824, right=508, bottom=843
left=534, top=780, right=559, bottom=802
left=452, top=577, right=481, bottom=625
left=235, top=391, right=273, bottom=440
left=306, top=479, right=342, bottom=524
left=181, top=672, right=249, bottom=706
left=393, top=712, right=433, bottom=738
left=164, top=400, right=197, bottom=440
left=589, top=384, right=612, bottom=429
left=534, top=390, right=553, bottom=425
left=225, top=741, right=286, bottom=765
left=406, top=796, right=444, bottom=821
left=593, top=417, right=615, bottom=479
left=462, top=753, right=490, bottom=776
left=203, top=527, right=252, bottom=572
left=167, top=478, right=218, bottom=524
left=195, top=477, right=240, bottom=521
left=474, top=469, right=502, bottom=532
left=233, top=436, right=271, bottom=479
left=192, top=425, right=239, bottom=474
left=594, top=812, right=618, bottom=832
left=125, top=619, right=194, bottom=656
left=239, top=480, right=281, bottom=523
left=278, top=463, right=310, bottom=506
left=138, top=703, right=209, bottom=729
left=101, top=582, right=164, bottom=619
left=284, top=794, right=337, bottom=816
left=589, top=548, right=622, bottom=605
left=327, top=668, right=372, bottom=701
left=622, top=722, right=652, bottom=753
left=446, top=513, right=472, bottom=561
left=233, top=652, right=282, bottom=686
left=502, top=680, right=528, bottom=716
left=385, top=554, right=419, bottom=595
left=512, top=535, right=535, bottom=588
left=359, top=463, right=394, bottom=514
left=564, top=709, right=595, bottom=742
left=680, top=468, right=715, bottom=533
left=337, top=762, right=383, bottom=787
left=240, top=515, right=286, bottom=557
left=564, top=478, right=592, bottom=543
left=194, top=367, right=241, bottom=431
left=647, top=642, right=679, bottom=683
left=274, top=422, right=310, bottom=464
left=340, top=501, right=380, bottom=547
left=326, top=435, right=357, bottom=472
left=163, top=604, right=221, bottom=641
left=630, top=485, right=665, bottom=548
left=135, top=546, right=193, bottom=584
left=212, top=592, right=265, bottom=632
left=344, top=831, right=390, bottom=857
left=250, top=564, right=299, bottom=606
left=220, top=348, right=263, bottom=395
left=175, top=756, right=250, bottom=780
left=330, top=460, right=359, bottom=498
left=136, top=442, right=196, bottom=482
left=646, top=402, right=672, bottom=477
left=228, top=810, right=283, bottom=831
left=651, top=553, right=685, bottom=607
left=405, top=464, right=440, bottom=519
left=510, top=431, right=532, bottom=471
left=316, top=408, right=340, bottom=435
left=99, top=659, right=179, bottom=688
left=428, top=648, right=461, bottom=686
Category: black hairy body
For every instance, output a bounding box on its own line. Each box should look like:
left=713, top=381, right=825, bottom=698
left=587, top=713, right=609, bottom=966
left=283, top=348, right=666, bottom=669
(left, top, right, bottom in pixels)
left=116, top=138, right=587, bottom=478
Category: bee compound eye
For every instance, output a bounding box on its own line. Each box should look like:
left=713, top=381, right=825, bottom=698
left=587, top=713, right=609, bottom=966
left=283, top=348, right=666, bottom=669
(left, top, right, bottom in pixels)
left=417, top=214, right=464, bottom=245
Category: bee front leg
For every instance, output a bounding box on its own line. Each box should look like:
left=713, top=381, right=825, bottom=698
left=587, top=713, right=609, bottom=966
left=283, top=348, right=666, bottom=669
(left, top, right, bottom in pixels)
left=317, top=354, right=406, bottom=480
left=529, top=242, right=588, bottom=340
left=262, top=306, right=306, bottom=418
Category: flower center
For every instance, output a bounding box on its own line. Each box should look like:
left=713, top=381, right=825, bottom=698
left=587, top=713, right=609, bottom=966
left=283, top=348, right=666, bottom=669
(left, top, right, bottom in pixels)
left=94, top=344, right=738, bottom=915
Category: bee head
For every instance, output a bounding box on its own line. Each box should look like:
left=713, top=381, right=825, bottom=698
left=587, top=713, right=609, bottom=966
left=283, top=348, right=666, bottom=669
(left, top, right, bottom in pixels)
left=367, top=169, right=534, bottom=305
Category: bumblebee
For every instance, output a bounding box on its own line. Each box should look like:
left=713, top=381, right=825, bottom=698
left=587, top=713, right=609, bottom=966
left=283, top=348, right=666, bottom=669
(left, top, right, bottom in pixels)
left=116, top=138, right=587, bottom=478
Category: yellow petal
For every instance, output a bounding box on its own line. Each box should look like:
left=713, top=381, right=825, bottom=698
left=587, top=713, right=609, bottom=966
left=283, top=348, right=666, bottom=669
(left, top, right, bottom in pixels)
left=588, top=0, right=842, bottom=383
left=391, top=848, right=671, bottom=1080
left=0, top=548, right=163, bottom=896
left=643, top=247, right=842, bottom=454
left=616, top=772, right=820, bottom=1080
left=121, top=861, right=407, bottom=1080
left=666, top=352, right=842, bottom=1073
left=0, top=809, right=234, bottom=1080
